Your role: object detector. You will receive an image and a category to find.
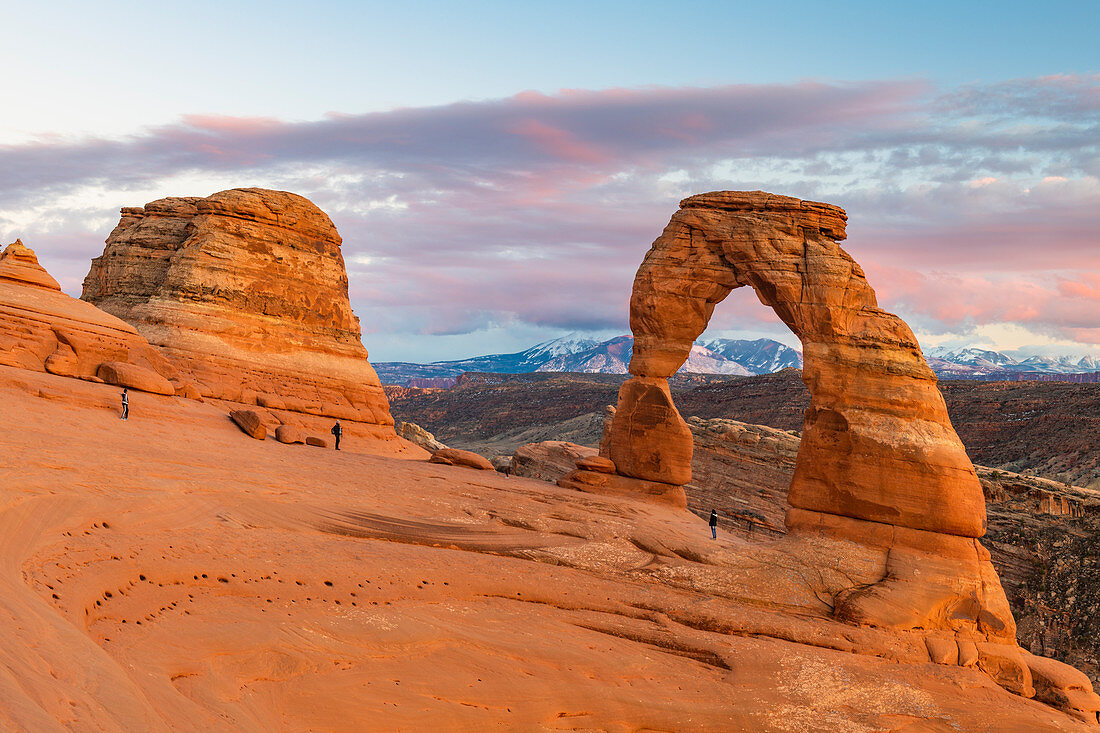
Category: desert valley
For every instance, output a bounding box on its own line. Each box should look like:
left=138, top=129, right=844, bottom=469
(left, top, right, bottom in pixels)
left=0, top=185, right=1098, bottom=732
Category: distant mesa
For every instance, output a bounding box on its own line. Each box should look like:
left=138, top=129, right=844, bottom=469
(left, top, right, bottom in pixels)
left=81, top=188, right=397, bottom=439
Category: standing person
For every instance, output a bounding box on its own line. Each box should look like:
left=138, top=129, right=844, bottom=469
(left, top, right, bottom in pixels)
left=331, top=420, right=342, bottom=450
left=709, top=509, right=718, bottom=539
left=120, top=388, right=129, bottom=420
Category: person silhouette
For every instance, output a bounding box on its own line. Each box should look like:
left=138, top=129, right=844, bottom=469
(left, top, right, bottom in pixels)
left=120, top=389, right=129, bottom=420
left=709, top=509, right=718, bottom=539
left=331, top=420, right=342, bottom=450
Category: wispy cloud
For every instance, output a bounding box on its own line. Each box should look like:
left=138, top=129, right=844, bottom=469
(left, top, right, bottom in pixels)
left=1, top=75, right=1098, bottom=356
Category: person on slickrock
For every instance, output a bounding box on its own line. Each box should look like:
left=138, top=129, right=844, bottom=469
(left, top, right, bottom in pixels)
left=331, top=421, right=342, bottom=450
left=709, top=509, right=718, bottom=539
left=120, top=389, right=129, bottom=420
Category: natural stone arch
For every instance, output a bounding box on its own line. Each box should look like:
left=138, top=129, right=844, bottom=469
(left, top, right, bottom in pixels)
left=608, top=190, right=986, bottom=539
left=553, top=192, right=1100, bottom=699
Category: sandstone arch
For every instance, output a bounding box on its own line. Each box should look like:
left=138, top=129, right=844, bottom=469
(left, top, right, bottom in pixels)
left=561, top=191, right=1019, bottom=649
left=613, top=191, right=987, bottom=537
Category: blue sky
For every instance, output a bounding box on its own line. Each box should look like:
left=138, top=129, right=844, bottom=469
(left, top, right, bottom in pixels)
left=1, top=1, right=1098, bottom=361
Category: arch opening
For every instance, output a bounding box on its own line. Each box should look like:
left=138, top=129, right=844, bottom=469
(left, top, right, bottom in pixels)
left=600, top=190, right=986, bottom=539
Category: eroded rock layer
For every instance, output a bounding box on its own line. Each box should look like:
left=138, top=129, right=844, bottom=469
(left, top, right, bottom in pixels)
left=0, top=240, right=179, bottom=387
left=81, top=188, right=393, bottom=430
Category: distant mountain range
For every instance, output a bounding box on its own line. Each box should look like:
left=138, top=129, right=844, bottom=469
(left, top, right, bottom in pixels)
left=374, top=336, right=1100, bottom=387
left=535, top=335, right=764, bottom=376
left=926, top=347, right=1100, bottom=378
left=374, top=335, right=802, bottom=385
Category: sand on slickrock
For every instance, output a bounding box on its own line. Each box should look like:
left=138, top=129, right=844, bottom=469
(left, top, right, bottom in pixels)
left=0, top=365, right=1095, bottom=732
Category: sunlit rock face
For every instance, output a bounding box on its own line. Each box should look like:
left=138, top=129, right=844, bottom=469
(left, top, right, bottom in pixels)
left=620, top=190, right=986, bottom=537
left=0, top=239, right=178, bottom=387
left=81, top=188, right=395, bottom=432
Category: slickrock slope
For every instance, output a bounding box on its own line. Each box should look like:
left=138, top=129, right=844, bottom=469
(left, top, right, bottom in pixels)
left=520, top=414, right=1100, bottom=688
left=1, top=366, right=1095, bottom=731
left=560, top=191, right=1079, bottom=709
left=686, top=419, right=1100, bottom=687
left=81, top=188, right=394, bottom=440
left=0, top=240, right=179, bottom=387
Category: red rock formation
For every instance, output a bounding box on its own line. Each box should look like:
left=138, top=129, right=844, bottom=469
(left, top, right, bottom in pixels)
left=96, top=362, right=175, bottom=395
left=81, top=188, right=394, bottom=439
left=0, top=240, right=179, bottom=389
left=556, top=191, right=1089, bottom=702
left=512, top=441, right=597, bottom=482
left=617, top=191, right=985, bottom=534
left=5, top=366, right=1097, bottom=730
left=230, top=410, right=266, bottom=440
left=274, top=424, right=305, bottom=444
left=0, top=239, right=61, bottom=291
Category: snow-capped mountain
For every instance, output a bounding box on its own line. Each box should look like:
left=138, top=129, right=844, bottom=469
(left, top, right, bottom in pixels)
left=535, top=335, right=635, bottom=374
left=373, top=333, right=598, bottom=383
left=519, top=333, right=602, bottom=363
left=535, top=336, right=752, bottom=375
left=681, top=344, right=755, bottom=375
left=923, top=346, right=1100, bottom=378
left=926, top=347, right=1016, bottom=367
left=377, top=334, right=1100, bottom=387
left=700, top=338, right=802, bottom=375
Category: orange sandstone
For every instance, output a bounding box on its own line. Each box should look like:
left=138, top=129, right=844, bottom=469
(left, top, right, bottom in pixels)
left=1, top=366, right=1094, bottom=731
left=81, top=188, right=394, bottom=432
left=0, top=240, right=179, bottom=388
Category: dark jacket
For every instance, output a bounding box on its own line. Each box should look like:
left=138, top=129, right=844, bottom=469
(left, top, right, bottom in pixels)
left=709, top=511, right=718, bottom=527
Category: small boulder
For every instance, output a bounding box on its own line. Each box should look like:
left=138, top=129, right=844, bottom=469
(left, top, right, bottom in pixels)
left=229, top=410, right=266, bottom=440
left=275, top=425, right=305, bottom=444
left=976, top=642, right=1034, bottom=698
left=957, top=638, right=979, bottom=668
left=429, top=448, right=493, bottom=471
left=175, top=381, right=204, bottom=401
left=512, top=441, right=597, bottom=482
left=44, top=344, right=79, bottom=378
left=306, top=436, right=331, bottom=448
left=97, top=361, right=175, bottom=395
left=1024, top=650, right=1100, bottom=723
left=924, top=635, right=958, bottom=666
left=397, top=421, right=447, bottom=452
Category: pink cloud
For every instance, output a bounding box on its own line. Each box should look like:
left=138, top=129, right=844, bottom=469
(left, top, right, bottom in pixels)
left=2, top=75, right=1097, bottom=351
left=508, top=118, right=611, bottom=164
